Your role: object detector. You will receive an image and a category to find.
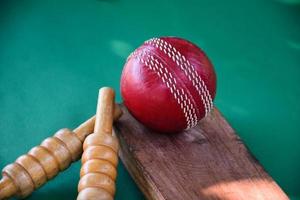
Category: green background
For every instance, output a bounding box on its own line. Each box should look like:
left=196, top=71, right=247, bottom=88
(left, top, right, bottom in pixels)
left=0, top=0, right=299, bottom=199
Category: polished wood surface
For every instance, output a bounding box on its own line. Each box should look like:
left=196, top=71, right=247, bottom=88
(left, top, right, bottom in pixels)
left=0, top=102, right=122, bottom=200
left=114, top=105, right=289, bottom=200
left=77, top=87, right=120, bottom=200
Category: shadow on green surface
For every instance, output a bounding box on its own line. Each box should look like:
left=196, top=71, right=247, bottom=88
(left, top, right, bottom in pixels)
left=276, top=0, right=300, bottom=4
left=22, top=187, right=77, bottom=200
left=278, top=2, right=300, bottom=52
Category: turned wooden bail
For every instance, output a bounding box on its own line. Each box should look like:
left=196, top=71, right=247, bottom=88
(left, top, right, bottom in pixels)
left=0, top=103, right=122, bottom=200
left=77, top=87, right=120, bottom=200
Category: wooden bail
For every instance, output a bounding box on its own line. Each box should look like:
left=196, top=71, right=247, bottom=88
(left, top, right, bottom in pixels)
left=94, top=87, right=115, bottom=135
left=77, top=87, right=120, bottom=200
left=74, top=103, right=122, bottom=142
left=0, top=101, right=122, bottom=200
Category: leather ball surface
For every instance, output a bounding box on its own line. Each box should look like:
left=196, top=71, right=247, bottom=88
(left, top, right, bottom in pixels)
left=121, top=37, right=216, bottom=133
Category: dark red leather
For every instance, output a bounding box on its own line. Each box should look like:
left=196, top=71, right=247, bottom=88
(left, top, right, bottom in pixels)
left=121, top=37, right=216, bottom=133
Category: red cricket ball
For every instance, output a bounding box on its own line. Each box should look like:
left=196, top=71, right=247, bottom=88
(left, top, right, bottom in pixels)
left=121, top=37, right=216, bottom=133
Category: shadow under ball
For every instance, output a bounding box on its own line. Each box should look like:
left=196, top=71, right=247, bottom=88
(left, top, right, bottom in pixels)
left=121, top=37, right=217, bottom=133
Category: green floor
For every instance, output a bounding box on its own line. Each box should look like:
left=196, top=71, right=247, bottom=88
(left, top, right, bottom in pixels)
left=0, top=0, right=299, bottom=199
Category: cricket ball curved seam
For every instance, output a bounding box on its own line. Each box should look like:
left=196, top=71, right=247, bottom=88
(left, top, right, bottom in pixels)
left=145, top=38, right=213, bottom=115
left=131, top=50, right=198, bottom=129
left=147, top=37, right=213, bottom=111
left=121, top=36, right=216, bottom=133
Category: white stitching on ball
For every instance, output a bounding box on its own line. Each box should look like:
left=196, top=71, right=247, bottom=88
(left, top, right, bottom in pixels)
left=146, top=38, right=213, bottom=115
left=145, top=38, right=214, bottom=118
left=130, top=50, right=198, bottom=129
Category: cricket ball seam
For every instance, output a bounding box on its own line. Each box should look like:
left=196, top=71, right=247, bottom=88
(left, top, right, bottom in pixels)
left=145, top=38, right=213, bottom=116
left=149, top=37, right=212, bottom=112
left=131, top=50, right=198, bottom=129
left=146, top=38, right=212, bottom=114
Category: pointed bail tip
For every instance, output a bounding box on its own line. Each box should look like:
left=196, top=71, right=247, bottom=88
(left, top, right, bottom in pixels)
left=97, top=87, right=115, bottom=106
left=99, top=87, right=115, bottom=95
left=94, top=87, right=116, bottom=134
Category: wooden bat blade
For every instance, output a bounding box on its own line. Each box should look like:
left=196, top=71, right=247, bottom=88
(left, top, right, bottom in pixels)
left=114, top=105, right=288, bottom=200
